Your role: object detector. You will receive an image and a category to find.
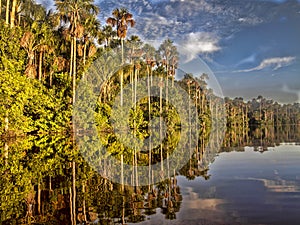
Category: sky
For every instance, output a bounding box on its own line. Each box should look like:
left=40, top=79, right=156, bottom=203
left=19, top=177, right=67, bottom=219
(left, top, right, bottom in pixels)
left=38, top=0, right=300, bottom=103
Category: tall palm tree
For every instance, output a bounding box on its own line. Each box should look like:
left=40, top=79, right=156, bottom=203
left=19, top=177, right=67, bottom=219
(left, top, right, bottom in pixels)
left=106, top=7, right=135, bottom=106
left=55, top=0, right=99, bottom=104
left=15, top=0, right=45, bottom=28
left=98, top=25, right=117, bottom=48
left=142, top=43, right=156, bottom=123
left=169, top=45, right=178, bottom=87
left=158, top=39, right=178, bottom=104
left=36, top=23, right=55, bottom=82
left=82, top=15, right=100, bottom=66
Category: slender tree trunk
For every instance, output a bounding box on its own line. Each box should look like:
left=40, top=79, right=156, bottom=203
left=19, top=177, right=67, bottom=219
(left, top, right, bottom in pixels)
left=38, top=51, right=43, bottom=82
left=72, top=161, right=76, bottom=224
left=4, top=142, right=8, bottom=165
left=69, top=186, right=74, bottom=225
left=172, top=66, right=175, bottom=87
left=17, top=3, right=21, bottom=26
left=160, top=77, right=163, bottom=174
left=10, top=0, right=16, bottom=28
left=73, top=36, right=77, bottom=105
left=0, top=0, right=2, bottom=20
left=49, top=176, right=52, bottom=191
left=70, top=38, right=74, bottom=79
left=165, top=61, right=168, bottom=107
left=122, top=198, right=125, bottom=224
left=5, top=0, right=10, bottom=25
left=4, top=111, right=8, bottom=133
left=150, top=66, right=153, bottom=86
left=148, top=135, right=152, bottom=191
left=147, top=65, right=151, bottom=124
left=131, top=67, right=134, bottom=103
left=38, top=182, right=41, bottom=214
left=121, top=154, right=124, bottom=191
left=82, top=42, right=87, bottom=79
left=50, top=71, right=53, bottom=87
left=120, top=38, right=124, bottom=106
left=82, top=182, right=87, bottom=222
left=135, top=145, right=138, bottom=187
left=83, top=42, right=87, bottom=66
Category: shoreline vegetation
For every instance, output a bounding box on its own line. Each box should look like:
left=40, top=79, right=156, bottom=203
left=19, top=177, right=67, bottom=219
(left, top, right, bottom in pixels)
left=0, top=0, right=299, bottom=138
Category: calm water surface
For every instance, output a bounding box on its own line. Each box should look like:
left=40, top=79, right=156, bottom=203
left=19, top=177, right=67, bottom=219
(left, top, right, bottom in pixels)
left=135, top=144, right=300, bottom=225
left=1, top=130, right=300, bottom=225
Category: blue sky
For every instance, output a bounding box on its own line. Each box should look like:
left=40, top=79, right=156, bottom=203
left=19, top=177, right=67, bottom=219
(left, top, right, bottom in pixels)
left=38, top=0, right=300, bottom=103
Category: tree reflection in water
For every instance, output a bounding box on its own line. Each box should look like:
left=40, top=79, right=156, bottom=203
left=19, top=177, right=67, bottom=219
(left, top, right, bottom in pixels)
left=0, top=125, right=299, bottom=224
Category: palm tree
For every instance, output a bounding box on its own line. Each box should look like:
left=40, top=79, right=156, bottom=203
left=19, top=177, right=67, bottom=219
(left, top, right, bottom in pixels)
left=98, top=25, right=117, bottom=48
left=37, top=24, right=55, bottom=82
left=55, top=0, right=99, bottom=104
left=106, top=7, right=135, bottom=106
left=15, top=0, right=46, bottom=28
left=158, top=39, right=178, bottom=105
left=82, top=15, right=100, bottom=67
left=169, top=45, right=178, bottom=87
left=143, top=43, right=156, bottom=123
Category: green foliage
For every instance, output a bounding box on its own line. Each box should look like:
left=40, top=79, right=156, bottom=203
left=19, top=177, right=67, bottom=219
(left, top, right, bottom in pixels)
left=0, top=70, right=71, bottom=135
left=0, top=21, right=26, bottom=73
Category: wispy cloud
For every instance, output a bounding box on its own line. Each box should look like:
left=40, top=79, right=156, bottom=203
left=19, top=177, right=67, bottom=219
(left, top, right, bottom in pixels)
left=235, top=56, right=296, bottom=73
left=178, top=32, right=221, bottom=62
left=236, top=53, right=257, bottom=66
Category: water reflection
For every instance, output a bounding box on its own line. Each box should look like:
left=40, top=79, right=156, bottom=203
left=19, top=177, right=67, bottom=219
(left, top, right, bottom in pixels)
left=0, top=125, right=300, bottom=224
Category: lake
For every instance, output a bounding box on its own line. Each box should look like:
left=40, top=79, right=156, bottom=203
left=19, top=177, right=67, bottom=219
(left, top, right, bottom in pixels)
left=1, top=126, right=300, bottom=225
left=139, top=144, right=300, bottom=225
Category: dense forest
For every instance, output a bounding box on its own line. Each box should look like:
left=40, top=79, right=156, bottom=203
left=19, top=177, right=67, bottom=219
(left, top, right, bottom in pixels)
left=1, top=0, right=300, bottom=224
left=0, top=0, right=300, bottom=137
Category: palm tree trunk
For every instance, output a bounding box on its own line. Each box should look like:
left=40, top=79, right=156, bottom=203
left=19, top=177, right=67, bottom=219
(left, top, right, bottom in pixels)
left=121, top=154, right=124, bottom=191
left=83, top=42, right=87, bottom=66
left=17, top=3, right=21, bottom=26
left=82, top=182, right=87, bottom=222
left=5, top=0, right=10, bottom=25
left=38, top=51, right=43, bottom=82
left=0, top=0, right=2, bottom=20
left=50, top=71, right=53, bottom=87
left=160, top=77, right=163, bottom=174
left=148, top=135, right=152, bottom=191
left=10, top=0, right=16, bottom=28
left=4, top=111, right=8, bottom=133
left=38, top=182, right=41, bottom=214
left=49, top=176, right=52, bottom=191
left=70, top=38, right=74, bottom=79
left=72, top=161, right=76, bottom=224
left=172, top=66, right=175, bottom=87
left=73, top=36, right=77, bottom=105
left=82, top=42, right=87, bottom=79
left=131, top=67, right=134, bottom=103
left=147, top=65, right=151, bottom=123
left=4, top=142, right=8, bottom=165
left=120, top=38, right=124, bottom=106
left=69, top=186, right=74, bottom=225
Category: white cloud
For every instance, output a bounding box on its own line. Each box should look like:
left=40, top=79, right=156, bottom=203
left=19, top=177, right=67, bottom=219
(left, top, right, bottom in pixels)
left=178, top=32, right=221, bottom=62
left=236, top=56, right=296, bottom=73
left=236, top=53, right=257, bottom=66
